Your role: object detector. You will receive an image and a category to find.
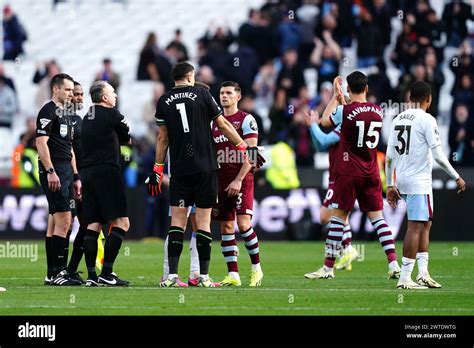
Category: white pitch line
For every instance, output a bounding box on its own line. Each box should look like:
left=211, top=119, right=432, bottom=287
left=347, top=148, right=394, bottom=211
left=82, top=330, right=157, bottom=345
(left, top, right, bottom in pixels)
left=0, top=305, right=472, bottom=313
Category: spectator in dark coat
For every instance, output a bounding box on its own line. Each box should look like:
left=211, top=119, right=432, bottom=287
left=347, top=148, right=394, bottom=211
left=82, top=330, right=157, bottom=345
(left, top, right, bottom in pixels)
left=2, top=5, right=27, bottom=61
left=277, top=48, right=305, bottom=99
left=137, top=32, right=160, bottom=81
left=442, top=0, right=474, bottom=47
left=449, top=104, right=474, bottom=166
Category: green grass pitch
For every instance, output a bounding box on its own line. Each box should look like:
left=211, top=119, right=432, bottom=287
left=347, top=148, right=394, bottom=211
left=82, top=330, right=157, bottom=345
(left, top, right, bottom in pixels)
left=1, top=240, right=473, bottom=315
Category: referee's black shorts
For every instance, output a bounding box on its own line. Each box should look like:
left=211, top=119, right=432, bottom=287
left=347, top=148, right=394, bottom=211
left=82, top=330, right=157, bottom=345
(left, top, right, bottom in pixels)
left=81, top=164, right=128, bottom=225
left=170, top=170, right=218, bottom=209
left=39, top=162, right=73, bottom=215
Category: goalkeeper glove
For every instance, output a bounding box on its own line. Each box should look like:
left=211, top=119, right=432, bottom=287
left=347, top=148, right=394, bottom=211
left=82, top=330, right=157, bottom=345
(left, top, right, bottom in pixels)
left=145, top=162, right=164, bottom=196
left=235, top=142, right=266, bottom=169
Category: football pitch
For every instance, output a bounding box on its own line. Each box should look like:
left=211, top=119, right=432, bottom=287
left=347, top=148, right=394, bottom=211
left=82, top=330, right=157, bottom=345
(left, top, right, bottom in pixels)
left=1, top=240, right=473, bottom=316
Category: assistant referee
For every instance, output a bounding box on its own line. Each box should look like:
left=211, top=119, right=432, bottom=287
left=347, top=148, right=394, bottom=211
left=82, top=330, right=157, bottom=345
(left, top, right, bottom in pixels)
left=80, top=80, right=131, bottom=287
left=36, top=73, right=82, bottom=286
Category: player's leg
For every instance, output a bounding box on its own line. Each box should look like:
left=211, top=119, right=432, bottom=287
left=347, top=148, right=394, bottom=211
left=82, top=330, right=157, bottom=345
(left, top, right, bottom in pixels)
left=415, top=221, right=441, bottom=288
left=161, top=206, right=172, bottom=282
left=359, top=175, right=400, bottom=278
left=187, top=208, right=201, bottom=285
left=414, top=194, right=440, bottom=288
left=306, top=175, right=355, bottom=279
left=160, top=206, right=188, bottom=287
left=396, top=194, right=429, bottom=289
left=367, top=210, right=400, bottom=277
left=335, top=215, right=358, bottom=270
left=193, top=171, right=219, bottom=287
left=235, top=174, right=261, bottom=286
left=320, top=205, right=331, bottom=225
left=193, top=207, right=215, bottom=287
left=238, top=214, right=263, bottom=286
left=397, top=220, right=428, bottom=289
left=219, top=220, right=241, bottom=286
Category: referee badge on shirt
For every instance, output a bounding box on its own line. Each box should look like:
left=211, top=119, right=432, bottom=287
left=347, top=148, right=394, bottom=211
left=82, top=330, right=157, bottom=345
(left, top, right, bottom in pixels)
left=60, top=124, right=68, bottom=137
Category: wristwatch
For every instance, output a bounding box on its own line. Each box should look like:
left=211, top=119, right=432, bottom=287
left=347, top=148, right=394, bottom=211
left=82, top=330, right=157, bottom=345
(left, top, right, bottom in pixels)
left=46, top=167, right=55, bottom=174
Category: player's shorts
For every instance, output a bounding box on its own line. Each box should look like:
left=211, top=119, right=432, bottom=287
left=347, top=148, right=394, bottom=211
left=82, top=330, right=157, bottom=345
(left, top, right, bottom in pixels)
left=170, top=170, right=218, bottom=209
left=212, top=173, right=254, bottom=221
left=402, top=193, right=433, bottom=222
left=81, top=164, right=128, bottom=224
left=332, top=174, right=383, bottom=213
left=322, top=182, right=335, bottom=208
left=39, top=162, right=73, bottom=215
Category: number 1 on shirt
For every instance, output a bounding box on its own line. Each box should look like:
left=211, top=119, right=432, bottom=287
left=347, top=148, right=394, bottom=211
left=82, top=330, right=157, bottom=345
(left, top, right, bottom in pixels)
left=176, top=103, right=190, bottom=133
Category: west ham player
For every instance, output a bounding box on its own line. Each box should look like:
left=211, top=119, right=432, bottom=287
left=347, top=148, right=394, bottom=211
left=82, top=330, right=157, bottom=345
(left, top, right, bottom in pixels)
left=212, top=81, right=263, bottom=287
left=312, top=72, right=400, bottom=279
left=302, top=109, right=358, bottom=276
left=146, top=63, right=263, bottom=288
left=386, top=81, right=466, bottom=289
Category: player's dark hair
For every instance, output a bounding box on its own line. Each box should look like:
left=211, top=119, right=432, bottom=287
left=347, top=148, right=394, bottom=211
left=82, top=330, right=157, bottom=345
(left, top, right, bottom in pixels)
left=409, top=80, right=431, bottom=103
left=346, top=71, right=368, bottom=94
left=171, top=62, right=194, bottom=81
left=220, top=81, right=241, bottom=94
left=90, top=81, right=107, bottom=103
left=50, top=73, right=74, bottom=92
left=73, top=80, right=81, bottom=87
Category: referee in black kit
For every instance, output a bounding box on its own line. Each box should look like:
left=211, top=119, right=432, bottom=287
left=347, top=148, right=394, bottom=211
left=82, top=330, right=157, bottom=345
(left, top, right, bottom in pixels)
left=64, top=80, right=87, bottom=283
left=81, top=80, right=131, bottom=287
left=36, top=73, right=82, bottom=286
left=146, top=62, right=264, bottom=287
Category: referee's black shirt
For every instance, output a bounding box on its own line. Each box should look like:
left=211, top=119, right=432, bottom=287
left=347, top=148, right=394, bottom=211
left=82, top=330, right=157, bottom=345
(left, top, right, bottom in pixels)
left=35, top=101, right=73, bottom=165
left=81, top=105, right=130, bottom=169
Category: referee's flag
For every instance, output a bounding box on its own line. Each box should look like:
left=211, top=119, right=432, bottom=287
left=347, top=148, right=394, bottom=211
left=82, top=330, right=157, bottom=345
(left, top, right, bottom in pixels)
left=96, top=230, right=105, bottom=270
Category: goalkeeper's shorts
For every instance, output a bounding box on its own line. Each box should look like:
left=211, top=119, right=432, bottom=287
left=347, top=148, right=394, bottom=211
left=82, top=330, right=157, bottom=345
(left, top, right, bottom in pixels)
left=169, top=170, right=218, bottom=209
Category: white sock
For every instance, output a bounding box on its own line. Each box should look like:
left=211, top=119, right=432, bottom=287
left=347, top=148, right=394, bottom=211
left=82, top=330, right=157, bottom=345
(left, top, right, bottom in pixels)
left=163, top=236, right=169, bottom=277
left=199, top=274, right=209, bottom=281
left=344, top=244, right=353, bottom=253
left=251, top=263, right=261, bottom=272
left=389, top=260, right=399, bottom=270
left=323, top=265, right=333, bottom=272
left=416, top=252, right=429, bottom=276
left=400, top=257, right=415, bottom=282
left=189, top=232, right=199, bottom=278
left=229, top=271, right=240, bottom=280
left=168, top=273, right=178, bottom=280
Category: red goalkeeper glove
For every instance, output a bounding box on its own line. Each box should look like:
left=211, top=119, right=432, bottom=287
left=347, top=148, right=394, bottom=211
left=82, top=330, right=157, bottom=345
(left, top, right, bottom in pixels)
left=235, top=142, right=266, bottom=169
left=145, top=162, right=164, bottom=196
